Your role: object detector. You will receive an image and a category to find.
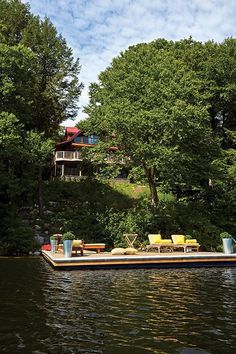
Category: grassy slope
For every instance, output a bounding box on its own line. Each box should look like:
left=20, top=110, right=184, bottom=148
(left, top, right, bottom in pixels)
left=42, top=179, right=222, bottom=250
left=44, top=179, right=151, bottom=209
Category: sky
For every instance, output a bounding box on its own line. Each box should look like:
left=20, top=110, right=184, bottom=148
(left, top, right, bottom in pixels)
left=22, top=0, right=236, bottom=127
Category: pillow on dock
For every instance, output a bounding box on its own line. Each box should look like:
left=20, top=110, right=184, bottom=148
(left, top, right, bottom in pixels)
left=111, top=248, right=125, bottom=255
left=124, top=248, right=138, bottom=255
left=186, top=239, right=198, bottom=243
left=73, top=240, right=83, bottom=247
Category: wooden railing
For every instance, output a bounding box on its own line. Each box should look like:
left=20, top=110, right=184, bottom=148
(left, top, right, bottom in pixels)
left=55, top=151, right=82, bottom=161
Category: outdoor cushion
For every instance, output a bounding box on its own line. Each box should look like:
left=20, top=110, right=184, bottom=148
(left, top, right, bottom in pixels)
left=73, top=240, right=83, bottom=247
left=186, top=239, right=198, bottom=243
left=148, top=234, right=162, bottom=244
left=111, top=248, right=125, bottom=255
left=41, top=244, right=51, bottom=251
left=124, top=248, right=138, bottom=255
left=171, top=235, right=185, bottom=244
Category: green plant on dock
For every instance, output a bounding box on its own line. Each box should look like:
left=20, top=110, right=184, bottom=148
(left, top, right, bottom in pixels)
left=62, top=231, right=76, bottom=241
left=220, top=232, right=232, bottom=239
left=50, top=234, right=58, bottom=240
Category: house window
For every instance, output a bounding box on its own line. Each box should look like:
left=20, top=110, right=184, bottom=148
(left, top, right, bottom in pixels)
left=74, top=136, right=82, bottom=143
left=74, top=135, right=98, bottom=144
left=88, top=135, right=98, bottom=144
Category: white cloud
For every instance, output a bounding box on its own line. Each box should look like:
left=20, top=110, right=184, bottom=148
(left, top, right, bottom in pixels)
left=22, top=0, right=236, bottom=126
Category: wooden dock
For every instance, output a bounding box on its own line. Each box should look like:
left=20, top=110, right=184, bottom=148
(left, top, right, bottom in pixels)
left=42, top=250, right=236, bottom=270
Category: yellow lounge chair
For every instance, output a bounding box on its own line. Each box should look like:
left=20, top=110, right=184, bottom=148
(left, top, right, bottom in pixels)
left=72, top=239, right=84, bottom=256
left=147, top=234, right=173, bottom=253
left=171, top=235, right=200, bottom=252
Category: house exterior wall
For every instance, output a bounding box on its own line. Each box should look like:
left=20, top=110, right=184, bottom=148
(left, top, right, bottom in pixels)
left=52, top=127, right=128, bottom=180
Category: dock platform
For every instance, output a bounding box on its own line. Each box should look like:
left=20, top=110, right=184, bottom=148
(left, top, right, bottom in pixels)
left=42, top=250, right=236, bottom=270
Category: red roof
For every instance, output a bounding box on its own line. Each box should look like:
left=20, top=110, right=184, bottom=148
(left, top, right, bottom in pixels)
left=65, top=127, right=79, bottom=140
left=56, top=128, right=81, bottom=148
left=65, top=127, right=79, bottom=134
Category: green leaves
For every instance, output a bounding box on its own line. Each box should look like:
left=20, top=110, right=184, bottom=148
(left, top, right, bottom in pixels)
left=85, top=39, right=222, bottom=205
left=0, top=0, right=83, bottom=234
left=0, top=44, right=37, bottom=123
left=25, top=131, right=54, bottom=166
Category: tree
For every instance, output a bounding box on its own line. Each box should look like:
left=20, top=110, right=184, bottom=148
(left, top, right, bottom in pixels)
left=0, top=43, right=37, bottom=123
left=0, top=0, right=83, bottom=246
left=21, top=16, right=83, bottom=134
left=0, top=0, right=31, bottom=45
left=26, top=132, right=54, bottom=216
left=85, top=41, right=220, bottom=207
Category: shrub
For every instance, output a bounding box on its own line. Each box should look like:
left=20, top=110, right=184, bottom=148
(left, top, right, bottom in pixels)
left=220, top=232, right=232, bottom=239
left=50, top=234, right=60, bottom=240
left=62, top=231, right=76, bottom=241
left=0, top=218, right=37, bottom=255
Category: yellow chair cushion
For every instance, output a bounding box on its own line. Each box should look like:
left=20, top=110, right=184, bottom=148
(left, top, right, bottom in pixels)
left=124, top=248, right=138, bottom=255
left=148, top=234, right=162, bottom=244
left=161, top=239, right=172, bottom=244
left=111, top=248, right=125, bottom=255
left=148, top=234, right=172, bottom=244
left=73, top=240, right=83, bottom=247
left=171, top=235, right=185, bottom=244
left=186, top=239, right=198, bottom=243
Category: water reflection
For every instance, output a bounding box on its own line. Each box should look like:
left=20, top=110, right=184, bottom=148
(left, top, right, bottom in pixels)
left=0, top=260, right=236, bottom=353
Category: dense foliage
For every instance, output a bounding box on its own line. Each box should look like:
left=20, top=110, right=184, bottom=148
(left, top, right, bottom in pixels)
left=0, top=0, right=82, bottom=253
left=82, top=38, right=236, bottom=246
left=0, top=2, right=235, bottom=254
left=36, top=179, right=227, bottom=251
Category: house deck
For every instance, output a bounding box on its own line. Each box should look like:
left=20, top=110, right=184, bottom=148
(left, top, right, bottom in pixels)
left=42, top=250, right=236, bottom=270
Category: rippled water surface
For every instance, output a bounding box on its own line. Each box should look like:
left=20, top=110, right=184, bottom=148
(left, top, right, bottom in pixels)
left=0, top=258, right=236, bottom=353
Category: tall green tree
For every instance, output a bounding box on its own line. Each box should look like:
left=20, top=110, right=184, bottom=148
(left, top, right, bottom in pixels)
left=0, top=43, right=37, bottom=123
left=0, top=0, right=83, bottom=245
left=0, top=0, right=31, bottom=45
left=21, top=16, right=83, bottom=134
left=85, top=42, right=220, bottom=207
left=0, top=0, right=83, bottom=133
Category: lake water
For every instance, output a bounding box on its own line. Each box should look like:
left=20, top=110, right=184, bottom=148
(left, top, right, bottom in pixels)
left=0, top=258, right=236, bottom=354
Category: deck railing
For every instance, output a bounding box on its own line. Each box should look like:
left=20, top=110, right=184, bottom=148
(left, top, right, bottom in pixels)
left=55, top=151, right=82, bottom=161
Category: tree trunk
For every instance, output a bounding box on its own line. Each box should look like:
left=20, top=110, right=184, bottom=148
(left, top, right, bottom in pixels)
left=143, top=163, right=159, bottom=208
left=38, top=166, right=43, bottom=217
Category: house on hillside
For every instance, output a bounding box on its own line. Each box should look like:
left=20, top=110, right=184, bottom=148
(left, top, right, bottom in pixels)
left=52, top=127, right=98, bottom=179
left=52, top=127, right=128, bottom=180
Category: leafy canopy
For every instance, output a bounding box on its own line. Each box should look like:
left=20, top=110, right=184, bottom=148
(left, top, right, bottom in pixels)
left=85, top=40, right=220, bottom=204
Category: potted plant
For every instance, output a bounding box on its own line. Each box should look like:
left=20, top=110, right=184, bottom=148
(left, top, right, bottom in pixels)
left=50, top=234, right=59, bottom=254
left=62, top=231, right=76, bottom=257
left=220, top=232, right=233, bottom=254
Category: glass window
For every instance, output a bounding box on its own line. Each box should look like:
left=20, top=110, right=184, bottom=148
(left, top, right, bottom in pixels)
left=74, top=136, right=82, bottom=143
left=74, top=135, right=98, bottom=144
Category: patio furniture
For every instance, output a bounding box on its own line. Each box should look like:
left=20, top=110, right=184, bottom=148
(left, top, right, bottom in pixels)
left=123, top=233, right=138, bottom=248
left=72, top=240, right=84, bottom=256
left=185, top=238, right=200, bottom=252
left=147, top=234, right=173, bottom=253
left=171, top=235, right=200, bottom=252
left=83, top=243, right=106, bottom=253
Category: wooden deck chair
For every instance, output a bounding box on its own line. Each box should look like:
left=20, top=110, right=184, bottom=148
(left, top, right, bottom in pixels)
left=147, top=234, right=173, bottom=253
left=171, top=235, right=200, bottom=252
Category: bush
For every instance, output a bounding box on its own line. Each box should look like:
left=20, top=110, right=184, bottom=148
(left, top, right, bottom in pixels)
left=220, top=232, right=232, bottom=239
left=50, top=234, right=60, bottom=240
left=62, top=231, right=76, bottom=241
left=0, top=217, right=37, bottom=255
